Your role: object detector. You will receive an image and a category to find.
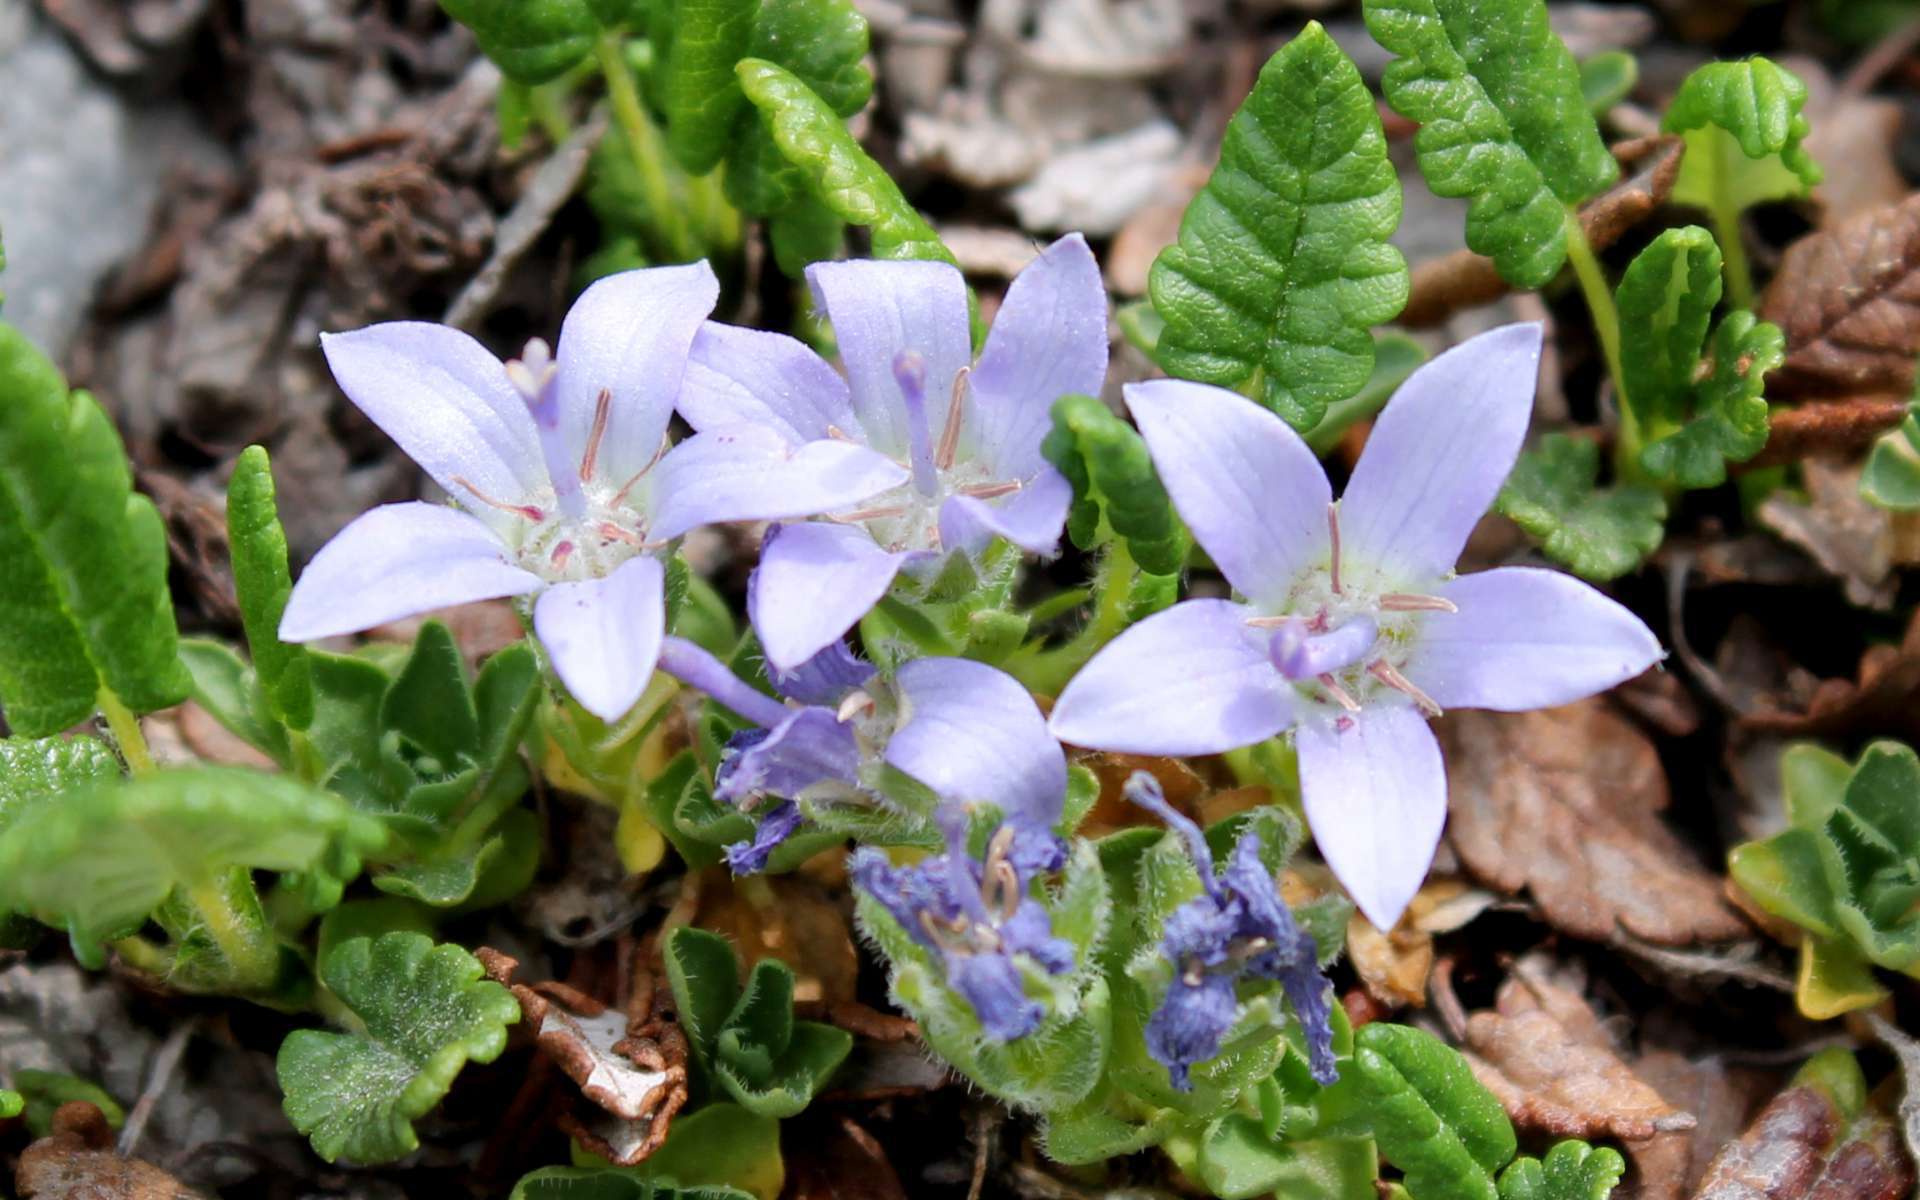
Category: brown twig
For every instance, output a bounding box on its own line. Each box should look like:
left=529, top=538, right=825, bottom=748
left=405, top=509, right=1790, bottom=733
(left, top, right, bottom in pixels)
left=1745, top=394, right=1911, bottom=468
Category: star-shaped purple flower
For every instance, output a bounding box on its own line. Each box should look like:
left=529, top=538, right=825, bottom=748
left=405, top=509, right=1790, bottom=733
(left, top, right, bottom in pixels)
left=1048, top=324, right=1663, bottom=930
left=674, top=235, right=1110, bottom=671
left=656, top=637, right=1068, bottom=873
left=278, top=263, right=906, bottom=722
left=1124, top=772, right=1334, bottom=1089
left=851, top=805, right=1072, bottom=1041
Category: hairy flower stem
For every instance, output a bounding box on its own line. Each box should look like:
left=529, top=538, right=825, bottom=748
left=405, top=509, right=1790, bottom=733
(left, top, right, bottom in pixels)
left=595, top=34, right=695, bottom=263
left=97, top=688, right=155, bottom=777
left=184, top=871, right=282, bottom=994
left=1015, top=537, right=1140, bottom=695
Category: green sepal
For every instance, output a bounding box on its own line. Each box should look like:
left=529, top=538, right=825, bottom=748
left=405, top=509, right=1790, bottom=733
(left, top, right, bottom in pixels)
left=1496, top=433, right=1666, bottom=581
left=736, top=58, right=954, bottom=267
left=1664, top=57, right=1822, bottom=215
left=1861, top=400, right=1920, bottom=511
left=277, top=932, right=519, bottom=1164
left=1042, top=392, right=1190, bottom=575
left=0, top=322, right=188, bottom=735
left=1147, top=23, right=1408, bottom=430
left=437, top=0, right=603, bottom=84
left=1364, top=0, right=1618, bottom=287
left=227, top=446, right=314, bottom=730
left=1496, top=1140, right=1626, bottom=1200
left=1352, top=1022, right=1516, bottom=1200
left=0, top=766, right=388, bottom=954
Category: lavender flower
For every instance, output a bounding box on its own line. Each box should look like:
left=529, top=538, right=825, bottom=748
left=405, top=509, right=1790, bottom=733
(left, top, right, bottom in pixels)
left=278, top=264, right=905, bottom=722
left=655, top=637, right=1067, bottom=872
left=675, top=235, right=1109, bottom=670
left=1048, top=325, right=1663, bottom=930
left=1124, top=773, right=1334, bottom=1089
left=850, top=807, right=1071, bottom=1041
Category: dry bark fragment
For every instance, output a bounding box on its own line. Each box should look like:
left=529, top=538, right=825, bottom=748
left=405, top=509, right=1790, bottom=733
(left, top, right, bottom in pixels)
left=1761, top=193, right=1920, bottom=398
left=1692, top=1077, right=1912, bottom=1199
left=1441, top=700, right=1749, bottom=945
left=15, top=1102, right=205, bottom=1200
left=1756, top=459, right=1898, bottom=611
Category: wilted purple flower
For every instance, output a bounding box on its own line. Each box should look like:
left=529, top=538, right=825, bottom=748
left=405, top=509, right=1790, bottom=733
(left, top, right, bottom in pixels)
left=676, top=235, right=1109, bottom=670
left=1049, top=325, right=1663, bottom=930
left=655, top=637, right=1067, bottom=872
left=278, top=264, right=905, bottom=722
left=1124, top=773, right=1334, bottom=1089
left=851, top=806, right=1072, bottom=1041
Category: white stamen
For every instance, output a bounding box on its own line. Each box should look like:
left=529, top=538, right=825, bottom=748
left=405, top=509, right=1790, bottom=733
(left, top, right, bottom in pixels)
left=1327, top=502, right=1343, bottom=596
left=836, top=690, right=875, bottom=722
left=1368, top=659, right=1442, bottom=717
left=1318, top=673, right=1362, bottom=713
left=1379, top=593, right=1458, bottom=613
left=936, top=367, right=969, bottom=470
left=452, top=475, right=544, bottom=521
left=579, top=388, right=612, bottom=483
left=959, top=479, right=1021, bottom=501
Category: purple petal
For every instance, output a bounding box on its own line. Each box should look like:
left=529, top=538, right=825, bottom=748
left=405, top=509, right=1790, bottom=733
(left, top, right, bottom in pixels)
left=749, top=523, right=910, bottom=671
left=532, top=556, right=665, bottom=721
left=1048, top=599, right=1296, bottom=756
left=714, top=707, right=861, bottom=807
left=644, top=424, right=909, bottom=541
left=1123, top=772, right=1216, bottom=885
left=280, top=502, right=541, bottom=640
left=724, top=800, right=806, bottom=875
left=555, top=262, right=720, bottom=487
left=806, top=259, right=972, bottom=460
left=967, top=233, right=1110, bottom=479
left=769, top=640, right=872, bottom=705
left=1124, top=380, right=1331, bottom=610
left=887, top=657, right=1067, bottom=828
left=1407, top=567, right=1664, bottom=712
left=320, top=325, right=543, bottom=532
left=938, top=466, right=1072, bottom=559
left=679, top=322, right=862, bottom=444
left=1294, top=706, right=1446, bottom=931
left=656, top=635, right=790, bottom=728
left=948, top=952, right=1045, bottom=1041
left=1338, top=323, right=1543, bottom=584
left=1145, top=970, right=1238, bottom=1091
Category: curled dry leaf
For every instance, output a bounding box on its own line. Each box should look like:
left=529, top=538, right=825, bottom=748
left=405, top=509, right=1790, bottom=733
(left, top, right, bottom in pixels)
left=1739, top=608, right=1920, bottom=741
left=1453, top=957, right=1697, bottom=1200
left=1756, top=459, right=1898, bottom=610
left=1292, top=865, right=1494, bottom=1011
left=15, top=1101, right=206, bottom=1200
left=1693, top=1067, right=1912, bottom=1200
left=1748, top=397, right=1912, bottom=469
left=1761, top=193, right=1920, bottom=399
left=1441, top=700, right=1749, bottom=945
left=1402, top=135, right=1684, bottom=328
left=478, top=949, right=688, bottom=1166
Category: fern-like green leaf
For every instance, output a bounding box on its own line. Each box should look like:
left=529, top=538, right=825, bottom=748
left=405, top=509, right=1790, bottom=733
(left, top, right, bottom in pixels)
left=1664, top=57, right=1822, bottom=215
left=1147, top=23, right=1407, bottom=430
left=1496, top=434, right=1666, bottom=581
left=1364, top=0, right=1618, bottom=288
left=1352, top=1022, right=1516, bottom=1200
left=1497, top=1140, right=1626, bottom=1200
left=1041, top=393, right=1190, bottom=576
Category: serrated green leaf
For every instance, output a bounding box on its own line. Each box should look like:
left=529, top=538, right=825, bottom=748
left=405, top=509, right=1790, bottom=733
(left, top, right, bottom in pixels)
left=1861, top=401, right=1920, bottom=510
left=228, top=446, right=313, bottom=731
left=178, top=637, right=288, bottom=761
left=316, top=898, right=437, bottom=966
left=1496, top=433, right=1666, bottom=581
left=1365, top=0, right=1618, bottom=288
left=438, top=0, right=601, bottom=84
left=381, top=621, right=481, bottom=768
left=659, top=0, right=756, bottom=174
left=512, top=1168, right=754, bottom=1200
left=1618, top=226, right=1723, bottom=429
left=1497, top=1140, right=1625, bottom=1200
left=0, top=766, right=387, bottom=951
left=1302, top=331, right=1427, bottom=455
left=1664, top=57, right=1821, bottom=216
left=278, top=932, right=518, bottom=1163
left=372, top=807, right=540, bottom=908
left=1353, top=1023, right=1515, bottom=1200
left=0, top=323, right=188, bottom=735
left=1147, top=23, right=1407, bottom=430
left=1196, top=1117, right=1380, bottom=1200
left=737, top=58, right=954, bottom=266
left=1042, top=392, right=1190, bottom=575
left=665, top=925, right=745, bottom=1060
left=1639, top=311, right=1781, bottom=488
left=0, top=734, right=118, bottom=839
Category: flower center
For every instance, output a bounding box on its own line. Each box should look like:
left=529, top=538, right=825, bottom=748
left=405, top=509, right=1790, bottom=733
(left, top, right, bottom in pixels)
left=453, top=340, right=669, bottom=584
left=826, top=354, right=1024, bottom=553
left=918, top=823, right=1023, bottom=958
left=1249, top=503, right=1456, bottom=720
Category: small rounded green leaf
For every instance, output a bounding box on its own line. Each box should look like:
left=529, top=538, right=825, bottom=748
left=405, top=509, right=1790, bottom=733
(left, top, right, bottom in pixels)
left=228, top=446, right=313, bottom=731
left=1497, top=1140, right=1625, bottom=1200
left=278, top=933, right=519, bottom=1163
left=1664, top=57, right=1822, bottom=214
left=1495, top=434, right=1666, bottom=581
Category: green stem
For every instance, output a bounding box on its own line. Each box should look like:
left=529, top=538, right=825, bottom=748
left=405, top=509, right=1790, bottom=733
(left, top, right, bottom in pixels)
left=97, top=688, right=155, bottom=777
left=687, top=167, right=742, bottom=257
left=1711, top=197, right=1755, bottom=311
left=1563, top=214, right=1645, bottom=484
left=111, top=935, right=174, bottom=978
left=184, top=871, right=282, bottom=993
left=1013, top=539, right=1138, bottom=695
left=595, top=33, right=694, bottom=262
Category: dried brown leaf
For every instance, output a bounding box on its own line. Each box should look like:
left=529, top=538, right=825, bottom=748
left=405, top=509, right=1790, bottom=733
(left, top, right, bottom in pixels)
left=1460, top=958, right=1697, bottom=1199
left=784, top=1115, right=910, bottom=1200
left=1761, top=194, right=1920, bottom=398
left=15, top=1102, right=205, bottom=1199
left=688, top=870, right=859, bottom=1006
left=1442, top=700, right=1749, bottom=945
left=1402, top=135, right=1683, bottom=328
left=1748, top=397, right=1912, bottom=469
left=1692, top=1072, right=1913, bottom=1199
left=1739, top=608, right=1920, bottom=741
left=1756, top=459, right=1898, bottom=610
